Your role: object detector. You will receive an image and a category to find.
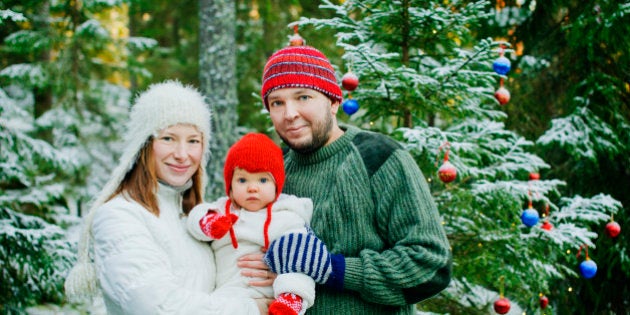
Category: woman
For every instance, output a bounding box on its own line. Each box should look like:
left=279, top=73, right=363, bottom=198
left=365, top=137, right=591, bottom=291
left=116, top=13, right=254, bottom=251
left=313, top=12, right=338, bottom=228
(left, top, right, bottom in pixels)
left=65, top=81, right=270, bottom=314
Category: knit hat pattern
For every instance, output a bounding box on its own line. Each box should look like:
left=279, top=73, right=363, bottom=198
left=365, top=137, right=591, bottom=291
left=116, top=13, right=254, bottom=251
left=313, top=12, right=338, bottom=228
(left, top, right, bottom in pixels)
left=224, top=133, right=285, bottom=199
left=64, top=80, right=211, bottom=301
left=261, top=46, right=343, bottom=109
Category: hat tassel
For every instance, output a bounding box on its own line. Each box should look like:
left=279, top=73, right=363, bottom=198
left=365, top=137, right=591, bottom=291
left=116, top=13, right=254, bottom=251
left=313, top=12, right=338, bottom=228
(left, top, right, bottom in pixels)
left=225, top=199, right=239, bottom=249
left=263, top=203, right=273, bottom=250
left=64, top=209, right=99, bottom=301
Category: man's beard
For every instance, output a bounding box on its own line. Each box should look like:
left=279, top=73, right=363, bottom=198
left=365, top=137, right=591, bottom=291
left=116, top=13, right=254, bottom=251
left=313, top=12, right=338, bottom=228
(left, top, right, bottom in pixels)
left=280, top=112, right=333, bottom=154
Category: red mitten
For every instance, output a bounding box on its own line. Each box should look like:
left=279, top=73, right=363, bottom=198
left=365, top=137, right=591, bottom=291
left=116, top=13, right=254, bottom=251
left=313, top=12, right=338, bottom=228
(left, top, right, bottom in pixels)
left=269, top=293, right=303, bottom=315
left=199, top=210, right=238, bottom=239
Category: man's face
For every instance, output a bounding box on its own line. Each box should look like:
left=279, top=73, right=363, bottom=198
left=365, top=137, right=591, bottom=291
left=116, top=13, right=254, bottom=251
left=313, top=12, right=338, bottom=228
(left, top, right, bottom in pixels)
left=267, top=88, right=339, bottom=154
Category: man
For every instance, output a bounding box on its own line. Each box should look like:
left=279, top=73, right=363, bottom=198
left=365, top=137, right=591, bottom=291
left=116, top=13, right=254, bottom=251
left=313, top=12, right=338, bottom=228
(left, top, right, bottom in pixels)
left=261, top=43, right=452, bottom=314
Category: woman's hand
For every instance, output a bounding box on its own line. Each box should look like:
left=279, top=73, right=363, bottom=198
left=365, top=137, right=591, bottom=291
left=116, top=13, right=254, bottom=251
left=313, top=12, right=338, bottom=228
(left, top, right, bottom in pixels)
left=238, top=252, right=277, bottom=287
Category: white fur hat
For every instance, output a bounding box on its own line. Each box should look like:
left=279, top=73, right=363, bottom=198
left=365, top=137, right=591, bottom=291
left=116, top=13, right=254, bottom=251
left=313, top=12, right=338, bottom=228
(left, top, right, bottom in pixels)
left=64, top=80, right=212, bottom=301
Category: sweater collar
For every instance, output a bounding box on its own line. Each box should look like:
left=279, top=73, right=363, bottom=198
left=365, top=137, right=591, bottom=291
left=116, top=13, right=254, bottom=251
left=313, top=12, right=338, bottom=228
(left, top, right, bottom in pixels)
left=156, top=180, right=192, bottom=217
left=288, top=124, right=359, bottom=164
left=158, top=179, right=193, bottom=194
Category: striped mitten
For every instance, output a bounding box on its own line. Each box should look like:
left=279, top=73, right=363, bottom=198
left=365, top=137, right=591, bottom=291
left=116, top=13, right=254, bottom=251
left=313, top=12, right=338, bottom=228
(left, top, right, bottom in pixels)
left=264, top=231, right=345, bottom=290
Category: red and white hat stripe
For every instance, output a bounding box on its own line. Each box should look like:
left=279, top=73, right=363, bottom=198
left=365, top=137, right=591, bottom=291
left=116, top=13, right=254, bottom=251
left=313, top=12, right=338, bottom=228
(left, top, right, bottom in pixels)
left=261, top=46, right=343, bottom=108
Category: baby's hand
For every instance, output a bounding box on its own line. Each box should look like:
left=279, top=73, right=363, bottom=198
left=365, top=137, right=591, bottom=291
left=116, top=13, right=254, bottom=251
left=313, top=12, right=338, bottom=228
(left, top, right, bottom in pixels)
left=199, top=210, right=238, bottom=239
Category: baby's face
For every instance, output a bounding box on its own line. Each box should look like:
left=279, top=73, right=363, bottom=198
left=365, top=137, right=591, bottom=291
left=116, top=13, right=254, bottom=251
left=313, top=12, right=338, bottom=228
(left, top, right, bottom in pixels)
left=230, top=168, right=276, bottom=211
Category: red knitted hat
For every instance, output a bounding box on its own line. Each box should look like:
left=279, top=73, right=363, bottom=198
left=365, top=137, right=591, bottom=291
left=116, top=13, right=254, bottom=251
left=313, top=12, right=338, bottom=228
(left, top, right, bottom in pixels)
left=223, top=133, right=285, bottom=249
left=261, top=45, right=343, bottom=109
left=224, top=133, right=285, bottom=198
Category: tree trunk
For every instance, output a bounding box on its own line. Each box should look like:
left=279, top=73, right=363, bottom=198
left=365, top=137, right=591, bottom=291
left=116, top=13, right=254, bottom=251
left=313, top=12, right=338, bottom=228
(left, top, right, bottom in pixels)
left=199, top=0, right=238, bottom=199
left=33, top=1, right=53, bottom=142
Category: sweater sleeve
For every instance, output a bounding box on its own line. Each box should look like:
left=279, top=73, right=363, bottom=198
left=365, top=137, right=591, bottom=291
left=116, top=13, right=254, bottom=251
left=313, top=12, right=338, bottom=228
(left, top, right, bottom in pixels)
left=92, top=202, right=258, bottom=315
left=186, top=202, right=219, bottom=241
left=342, top=149, right=452, bottom=306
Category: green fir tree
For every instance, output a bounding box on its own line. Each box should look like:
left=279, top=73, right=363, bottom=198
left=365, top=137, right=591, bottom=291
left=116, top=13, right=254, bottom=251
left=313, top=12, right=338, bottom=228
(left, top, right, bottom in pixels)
left=292, top=0, right=625, bottom=313
left=0, top=1, right=155, bottom=311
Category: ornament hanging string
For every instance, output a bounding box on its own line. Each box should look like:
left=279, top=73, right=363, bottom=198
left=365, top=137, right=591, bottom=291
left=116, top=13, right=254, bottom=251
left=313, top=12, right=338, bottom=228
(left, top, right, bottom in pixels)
left=498, top=44, right=505, bottom=56
left=498, top=275, right=505, bottom=299
left=527, top=179, right=542, bottom=204
left=435, top=141, right=452, bottom=166
left=288, top=24, right=305, bottom=46
left=576, top=244, right=590, bottom=260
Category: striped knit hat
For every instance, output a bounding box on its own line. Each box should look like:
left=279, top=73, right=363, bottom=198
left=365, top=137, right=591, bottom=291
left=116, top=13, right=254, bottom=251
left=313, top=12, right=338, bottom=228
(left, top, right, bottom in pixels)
left=261, top=45, right=343, bottom=109
left=223, top=133, right=285, bottom=249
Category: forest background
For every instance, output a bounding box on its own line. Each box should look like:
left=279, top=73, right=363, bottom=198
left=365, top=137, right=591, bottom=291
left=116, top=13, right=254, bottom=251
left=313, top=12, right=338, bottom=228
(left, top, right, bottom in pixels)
left=1, top=0, right=629, bottom=314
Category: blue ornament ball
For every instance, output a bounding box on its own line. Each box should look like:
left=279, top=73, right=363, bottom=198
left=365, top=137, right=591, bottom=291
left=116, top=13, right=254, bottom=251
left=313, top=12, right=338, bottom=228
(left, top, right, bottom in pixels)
left=579, top=259, right=597, bottom=279
left=521, top=208, right=540, bottom=227
left=493, top=56, right=511, bottom=75
left=342, top=99, right=359, bottom=115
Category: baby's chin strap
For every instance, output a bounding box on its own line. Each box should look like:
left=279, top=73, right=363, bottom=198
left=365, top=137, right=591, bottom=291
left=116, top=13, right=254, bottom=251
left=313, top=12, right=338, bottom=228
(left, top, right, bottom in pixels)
left=263, top=203, right=272, bottom=250
left=225, top=198, right=272, bottom=250
left=225, top=199, right=239, bottom=249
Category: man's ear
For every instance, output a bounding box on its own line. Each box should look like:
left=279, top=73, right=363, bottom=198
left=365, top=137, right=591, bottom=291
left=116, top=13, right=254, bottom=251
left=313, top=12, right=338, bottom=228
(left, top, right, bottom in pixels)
left=330, top=100, right=340, bottom=115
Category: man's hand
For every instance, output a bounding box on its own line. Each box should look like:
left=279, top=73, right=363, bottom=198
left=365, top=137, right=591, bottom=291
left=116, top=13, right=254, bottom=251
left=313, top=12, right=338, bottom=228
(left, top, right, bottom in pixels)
left=238, top=253, right=277, bottom=287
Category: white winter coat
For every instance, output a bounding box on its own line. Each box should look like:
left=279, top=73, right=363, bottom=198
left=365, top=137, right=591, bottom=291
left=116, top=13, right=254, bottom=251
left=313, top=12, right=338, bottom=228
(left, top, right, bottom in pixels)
left=91, top=183, right=259, bottom=314
left=186, top=194, right=316, bottom=310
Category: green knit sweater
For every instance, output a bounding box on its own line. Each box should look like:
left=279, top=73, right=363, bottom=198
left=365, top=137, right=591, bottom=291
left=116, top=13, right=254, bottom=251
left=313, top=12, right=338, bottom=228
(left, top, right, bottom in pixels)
left=282, top=125, right=452, bottom=315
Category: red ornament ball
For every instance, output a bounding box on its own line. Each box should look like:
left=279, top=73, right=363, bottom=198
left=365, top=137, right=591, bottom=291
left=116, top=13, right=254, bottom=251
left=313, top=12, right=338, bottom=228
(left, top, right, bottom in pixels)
left=529, top=172, right=540, bottom=180
left=541, top=221, right=553, bottom=231
left=493, top=297, right=511, bottom=314
left=342, top=72, right=359, bottom=91
left=539, top=295, right=549, bottom=309
left=605, top=221, right=621, bottom=238
left=438, top=161, right=457, bottom=183
left=495, top=87, right=511, bottom=105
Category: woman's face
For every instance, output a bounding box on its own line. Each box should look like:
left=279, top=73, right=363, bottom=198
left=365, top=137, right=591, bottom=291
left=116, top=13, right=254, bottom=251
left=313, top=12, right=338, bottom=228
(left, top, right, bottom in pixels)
left=152, top=124, right=203, bottom=187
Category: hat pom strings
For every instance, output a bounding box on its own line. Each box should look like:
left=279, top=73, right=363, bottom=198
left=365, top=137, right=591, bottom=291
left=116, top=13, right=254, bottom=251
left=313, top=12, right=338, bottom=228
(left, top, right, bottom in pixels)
left=64, top=209, right=99, bottom=302
left=263, top=203, right=273, bottom=250
left=225, top=199, right=239, bottom=249
left=64, top=260, right=98, bottom=302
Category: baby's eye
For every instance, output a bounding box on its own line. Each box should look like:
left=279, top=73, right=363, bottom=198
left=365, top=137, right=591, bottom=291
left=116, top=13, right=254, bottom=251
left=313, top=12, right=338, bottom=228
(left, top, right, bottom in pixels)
left=237, top=178, right=247, bottom=184
left=260, top=178, right=269, bottom=184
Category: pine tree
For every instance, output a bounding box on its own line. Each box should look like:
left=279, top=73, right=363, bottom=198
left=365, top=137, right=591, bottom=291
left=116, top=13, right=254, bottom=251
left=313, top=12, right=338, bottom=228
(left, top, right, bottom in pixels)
left=0, top=1, right=155, bottom=311
left=294, top=0, right=624, bottom=313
